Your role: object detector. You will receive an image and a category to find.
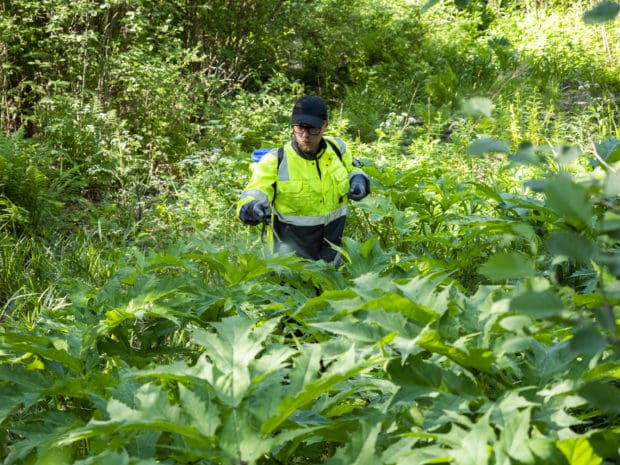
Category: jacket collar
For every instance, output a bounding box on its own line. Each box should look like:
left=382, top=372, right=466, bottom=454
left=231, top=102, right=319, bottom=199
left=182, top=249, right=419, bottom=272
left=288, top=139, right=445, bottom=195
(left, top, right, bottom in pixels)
left=291, top=137, right=327, bottom=160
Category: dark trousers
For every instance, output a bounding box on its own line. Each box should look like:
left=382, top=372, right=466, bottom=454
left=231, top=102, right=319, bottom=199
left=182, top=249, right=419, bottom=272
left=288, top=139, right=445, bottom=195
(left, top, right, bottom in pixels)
left=273, top=216, right=346, bottom=263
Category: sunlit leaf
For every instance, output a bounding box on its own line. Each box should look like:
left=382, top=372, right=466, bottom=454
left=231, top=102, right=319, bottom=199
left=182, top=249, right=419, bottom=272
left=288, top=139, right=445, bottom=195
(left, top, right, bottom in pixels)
left=147, top=253, right=190, bottom=271
left=60, top=383, right=214, bottom=446
left=336, top=236, right=394, bottom=278
left=178, top=384, right=221, bottom=437
left=528, top=438, right=571, bottom=465
left=396, top=273, right=452, bottom=317
left=261, top=345, right=379, bottom=435
left=417, top=329, right=495, bottom=372
left=583, top=362, right=620, bottom=381
left=0, top=332, right=83, bottom=372
left=461, top=97, right=493, bottom=118
left=440, top=413, right=493, bottom=465
left=499, top=315, right=532, bottom=331
left=496, top=408, right=534, bottom=464
left=310, top=319, right=386, bottom=344
left=557, top=436, right=603, bottom=465
left=219, top=408, right=271, bottom=464
left=589, top=429, right=620, bottom=461
left=361, top=293, right=438, bottom=324
left=604, top=171, right=620, bottom=196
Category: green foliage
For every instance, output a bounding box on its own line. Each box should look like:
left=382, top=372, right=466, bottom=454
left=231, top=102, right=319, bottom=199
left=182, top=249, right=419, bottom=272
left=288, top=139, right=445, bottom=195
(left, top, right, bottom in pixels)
left=583, top=1, right=620, bottom=24
left=0, top=131, right=53, bottom=234
left=1, top=0, right=619, bottom=464
left=4, top=159, right=620, bottom=460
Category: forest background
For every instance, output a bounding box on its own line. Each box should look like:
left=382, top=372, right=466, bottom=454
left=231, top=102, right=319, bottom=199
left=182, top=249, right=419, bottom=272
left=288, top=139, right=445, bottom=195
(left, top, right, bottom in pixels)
left=1, top=0, right=619, bottom=464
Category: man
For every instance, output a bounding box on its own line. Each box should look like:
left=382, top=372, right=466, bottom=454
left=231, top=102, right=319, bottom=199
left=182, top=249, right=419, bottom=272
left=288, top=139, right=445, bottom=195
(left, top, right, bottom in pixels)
left=237, top=95, right=370, bottom=264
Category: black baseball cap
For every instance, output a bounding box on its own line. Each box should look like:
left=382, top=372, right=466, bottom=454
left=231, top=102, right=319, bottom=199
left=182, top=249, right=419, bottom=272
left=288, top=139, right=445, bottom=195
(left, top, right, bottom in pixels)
left=291, top=95, right=328, bottom=128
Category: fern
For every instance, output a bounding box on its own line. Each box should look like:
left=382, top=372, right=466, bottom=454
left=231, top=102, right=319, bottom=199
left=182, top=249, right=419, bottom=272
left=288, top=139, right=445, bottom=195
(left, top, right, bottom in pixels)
left=0, top=132, right=52, bottom=234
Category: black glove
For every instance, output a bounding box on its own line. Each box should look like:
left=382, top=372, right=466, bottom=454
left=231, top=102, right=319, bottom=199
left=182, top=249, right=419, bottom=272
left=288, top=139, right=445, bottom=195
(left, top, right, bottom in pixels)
left=239, top=200, right=271, bottom=225
left=253, top=200, right=271, bottom=224
left=348, top=174, right=369, bottom=201
left=239, top=201, right=259, bottom=225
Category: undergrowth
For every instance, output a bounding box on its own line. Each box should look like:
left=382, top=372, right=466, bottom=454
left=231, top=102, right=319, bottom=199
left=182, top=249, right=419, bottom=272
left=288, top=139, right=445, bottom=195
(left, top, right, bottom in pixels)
left=1, top=1, right=619, bottom=464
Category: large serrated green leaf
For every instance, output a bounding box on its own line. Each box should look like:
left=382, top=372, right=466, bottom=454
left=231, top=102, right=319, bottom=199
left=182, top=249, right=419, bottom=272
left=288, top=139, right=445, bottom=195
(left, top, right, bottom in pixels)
left=416, top=329, right=495, bottom=372
left=467, top=138, right=510, bottom=156
left=578, top=380, right=620, bottom=416
left=59, top=383, right=215, bottom=446
left=1, top=332, right=84, bottom=373
left=396, top=272, right=452, bottom=317
left=433, top=412, right=493, bottom=465
left=544, top=176, right=594, bottom=228
left=509, top=290, right=565, bottom=319
left=479, top=252, right=534, bottom=281
left=528, top=438, right=570, bottom=465
left=191, top=316, right=279, bottom=407
left=310, top=319, right=387, bottom=344
left=495, top=408, right=535, bottom=463
left=178, top=384, right=221, bottom=438
left=361, top=293, right=438, bottom=324
left=557, top=436, right=603, bottom=465
left=546, top=230, right=596, bottom=264
left=261, top=346, right=379, bottom=435
left=322, top=421, right=381, bottom=465
left=185, top=246, right=270, bottom=285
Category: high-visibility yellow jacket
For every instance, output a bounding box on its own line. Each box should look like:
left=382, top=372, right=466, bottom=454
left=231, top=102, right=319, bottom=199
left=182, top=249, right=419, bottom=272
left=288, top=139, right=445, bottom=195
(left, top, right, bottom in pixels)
left=237, top=137, right=369, bottom=262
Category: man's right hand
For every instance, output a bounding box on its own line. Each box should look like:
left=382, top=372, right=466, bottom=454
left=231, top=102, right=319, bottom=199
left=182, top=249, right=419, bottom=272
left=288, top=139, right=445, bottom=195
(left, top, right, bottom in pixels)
left=239, top=200, right=271, bottom=225
left=252, top=200, right=271, bottom=224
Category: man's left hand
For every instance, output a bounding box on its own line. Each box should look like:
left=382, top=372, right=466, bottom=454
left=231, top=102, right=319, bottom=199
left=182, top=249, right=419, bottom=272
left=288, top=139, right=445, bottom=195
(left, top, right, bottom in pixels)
left=348, top=174, right=369, bottom=201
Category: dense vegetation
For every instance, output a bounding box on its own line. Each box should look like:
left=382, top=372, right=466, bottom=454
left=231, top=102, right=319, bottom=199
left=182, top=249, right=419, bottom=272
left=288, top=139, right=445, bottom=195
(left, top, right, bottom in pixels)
left=1, top=0, right=619, bottom=463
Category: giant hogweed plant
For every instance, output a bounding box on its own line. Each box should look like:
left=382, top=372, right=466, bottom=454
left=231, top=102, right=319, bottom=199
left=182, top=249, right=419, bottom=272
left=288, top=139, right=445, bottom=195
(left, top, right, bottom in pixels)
left=2, top=245, right=618, bottom=463
left=1, top=138, right=619, bottom=463
left=3, top=243, right=619, bottom=461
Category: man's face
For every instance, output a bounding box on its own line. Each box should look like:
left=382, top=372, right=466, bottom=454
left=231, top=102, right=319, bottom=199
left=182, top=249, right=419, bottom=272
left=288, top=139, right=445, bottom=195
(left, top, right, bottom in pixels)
left=293, top=122, right=327, bottom=155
